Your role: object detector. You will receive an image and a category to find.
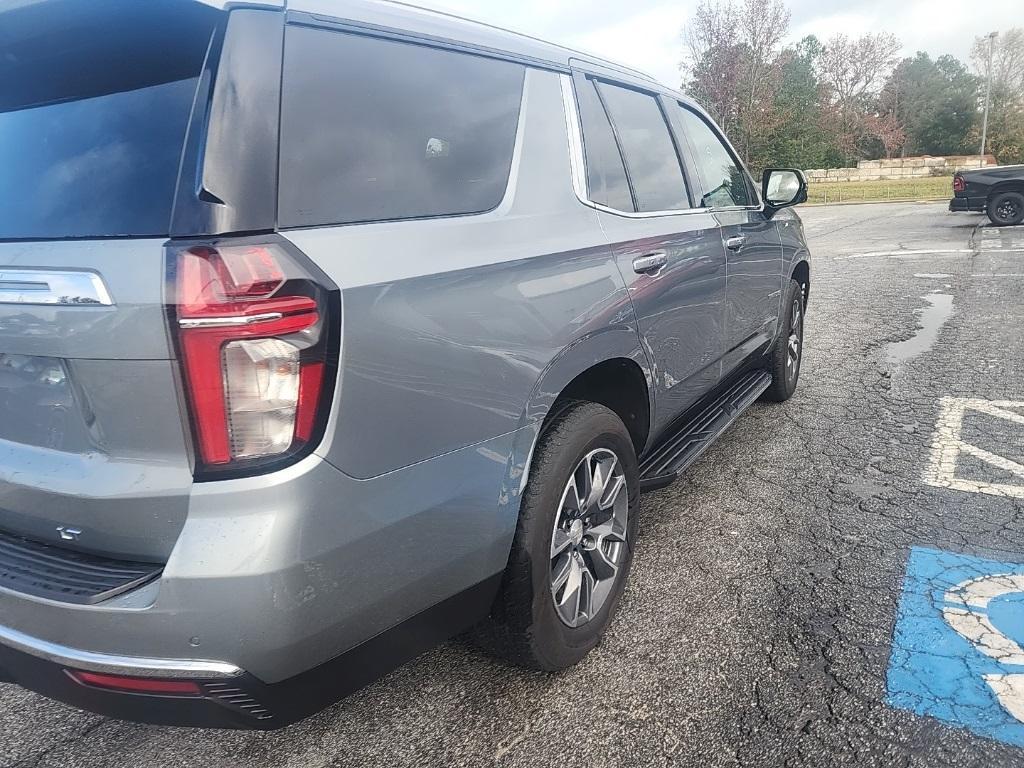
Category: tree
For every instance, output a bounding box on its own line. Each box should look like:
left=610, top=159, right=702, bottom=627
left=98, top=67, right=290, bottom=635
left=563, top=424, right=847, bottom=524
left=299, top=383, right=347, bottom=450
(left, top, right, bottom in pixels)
left=972, top=28, right=1024, bottom=102
left=971, top=28, right=1024, bottom=164
left=864, top=113, right=906, bottom=159
left=682, top=0, right=744, bottom=139
left=735, top=0, right=790, bottom=164
left=880, top=53, right=978, bottom=156
left=766, top=36, right=843, bottom=169
left=816, top=33, right=902, bottom=163
left=681, top=0, right=790, bottom=168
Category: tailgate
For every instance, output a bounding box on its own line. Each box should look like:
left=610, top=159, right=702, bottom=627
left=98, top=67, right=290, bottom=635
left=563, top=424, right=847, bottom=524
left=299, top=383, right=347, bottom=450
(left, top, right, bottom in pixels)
left=0, top=240, right=192, bottom=562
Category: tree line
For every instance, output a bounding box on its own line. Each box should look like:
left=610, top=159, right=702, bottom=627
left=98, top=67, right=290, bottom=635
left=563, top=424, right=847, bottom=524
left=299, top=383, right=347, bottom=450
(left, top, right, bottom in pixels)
left=681, top=0, right=1024, bottom=173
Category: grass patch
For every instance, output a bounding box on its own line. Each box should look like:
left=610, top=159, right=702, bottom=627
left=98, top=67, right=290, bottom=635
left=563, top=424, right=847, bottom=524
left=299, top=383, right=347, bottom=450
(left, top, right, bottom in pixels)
left=806, top=176, right=952, bottom=204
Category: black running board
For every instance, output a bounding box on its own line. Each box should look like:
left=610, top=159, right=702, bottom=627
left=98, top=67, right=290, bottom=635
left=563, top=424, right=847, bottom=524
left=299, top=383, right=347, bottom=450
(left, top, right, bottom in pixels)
left=639, top=370, right=772, bottom=492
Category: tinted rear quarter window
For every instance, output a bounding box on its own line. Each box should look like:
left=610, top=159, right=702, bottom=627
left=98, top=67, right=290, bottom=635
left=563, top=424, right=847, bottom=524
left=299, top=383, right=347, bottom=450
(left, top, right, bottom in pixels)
left=676, top=106, right=754, bottom=208
left=279, top=27, right=525, bottom=228
left=575, top=78, right=634, bottom=212
left=595, top=83, right=688, bottom=213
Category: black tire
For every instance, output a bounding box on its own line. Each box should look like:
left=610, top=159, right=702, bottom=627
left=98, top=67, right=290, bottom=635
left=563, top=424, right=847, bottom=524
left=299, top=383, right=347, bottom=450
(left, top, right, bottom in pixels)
left=987, top=191, right=1024, bottom=227
left=762, top=277, right=805, bottom=403
left=473, top=402, right=639, bottom=671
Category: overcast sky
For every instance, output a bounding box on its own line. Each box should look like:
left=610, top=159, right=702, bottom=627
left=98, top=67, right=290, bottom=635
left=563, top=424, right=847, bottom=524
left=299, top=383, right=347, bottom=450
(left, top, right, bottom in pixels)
left=415, top=0, right=1019, bottom=87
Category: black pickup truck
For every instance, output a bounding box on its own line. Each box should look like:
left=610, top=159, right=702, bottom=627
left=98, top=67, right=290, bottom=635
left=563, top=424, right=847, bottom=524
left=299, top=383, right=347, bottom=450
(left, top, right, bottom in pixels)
left=950, top=164, right=1024, bottom=226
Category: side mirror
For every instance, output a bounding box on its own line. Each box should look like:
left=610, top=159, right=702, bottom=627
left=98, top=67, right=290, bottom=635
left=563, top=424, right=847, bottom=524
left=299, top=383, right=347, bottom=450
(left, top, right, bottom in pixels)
left=762, top=169, right=807, bottom=213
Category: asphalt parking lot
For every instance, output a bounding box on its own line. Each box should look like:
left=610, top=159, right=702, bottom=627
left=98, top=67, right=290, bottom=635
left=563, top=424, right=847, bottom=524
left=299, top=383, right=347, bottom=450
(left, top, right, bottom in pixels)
left=3, top=201, right=1024, bottom=768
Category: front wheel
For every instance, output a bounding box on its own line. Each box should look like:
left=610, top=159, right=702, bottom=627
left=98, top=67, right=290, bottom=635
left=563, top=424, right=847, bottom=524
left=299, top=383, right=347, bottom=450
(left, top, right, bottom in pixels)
left=762, top=277, right=805, bottom=403
left=987, top=191, right=1024, bottom=227
left=473, top=402, right=639, bottom=671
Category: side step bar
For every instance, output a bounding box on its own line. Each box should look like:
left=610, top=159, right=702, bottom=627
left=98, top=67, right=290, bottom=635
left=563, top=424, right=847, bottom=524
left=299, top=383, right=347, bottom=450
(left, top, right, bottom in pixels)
left=639, top=370, right=772, bottom=492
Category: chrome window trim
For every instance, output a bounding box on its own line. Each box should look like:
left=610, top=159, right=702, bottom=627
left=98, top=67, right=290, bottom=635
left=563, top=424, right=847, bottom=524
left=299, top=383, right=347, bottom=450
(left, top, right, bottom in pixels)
left=0, top=269, right=114, bottom=307
left=0, top=622, right=242, bottom=679
left=560, top=74, right=765, bottom=219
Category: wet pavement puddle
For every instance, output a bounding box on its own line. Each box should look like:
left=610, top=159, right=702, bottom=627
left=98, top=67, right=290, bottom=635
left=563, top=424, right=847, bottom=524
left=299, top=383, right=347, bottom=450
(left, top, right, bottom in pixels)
left=885, top=292, right=954, bottom=364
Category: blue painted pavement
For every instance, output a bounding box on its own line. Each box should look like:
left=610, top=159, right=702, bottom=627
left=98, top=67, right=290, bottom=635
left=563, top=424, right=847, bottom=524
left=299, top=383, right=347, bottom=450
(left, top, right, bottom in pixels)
left=888, top=546, right=1024, bottom=747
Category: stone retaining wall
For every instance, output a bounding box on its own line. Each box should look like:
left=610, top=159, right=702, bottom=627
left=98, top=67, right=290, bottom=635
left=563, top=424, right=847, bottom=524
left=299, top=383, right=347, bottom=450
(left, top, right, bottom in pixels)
left=804, top=155, right=997, bottom=183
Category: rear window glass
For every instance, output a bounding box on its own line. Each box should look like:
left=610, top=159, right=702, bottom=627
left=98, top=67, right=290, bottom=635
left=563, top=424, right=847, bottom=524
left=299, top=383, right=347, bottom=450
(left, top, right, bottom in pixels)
left=576, top=78, right=634, bottom=212
left=279, top=27, right=525, bottom=228
left=0, top=0, right=219, bottom=240
left=595, top=82, right=689, bottom=213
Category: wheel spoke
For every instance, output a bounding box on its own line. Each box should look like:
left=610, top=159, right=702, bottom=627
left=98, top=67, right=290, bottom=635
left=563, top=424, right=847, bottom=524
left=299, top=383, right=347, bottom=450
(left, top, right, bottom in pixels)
left=599, top=472, right=626, bottom=510
left=562, top=474, right=584, bottom=516
left=551, top=528, right=573, bottom=559
left=556, top=556, right=584, bottom=621
left=551, top=553, right=573, bottom=593
left=586, top=454, right=616, bottom=512
left=587, top=538, right=621, bottom=580
left=578, top=567, right=595, bottom=621
left=573, top=464, right=591, bottom=515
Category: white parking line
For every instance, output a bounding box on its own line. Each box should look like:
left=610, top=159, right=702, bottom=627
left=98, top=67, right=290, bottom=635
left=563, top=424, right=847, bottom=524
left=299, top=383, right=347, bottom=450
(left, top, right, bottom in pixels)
left=837, top=249, right=973, bottom=260
left=923, top=397, right=1024, bottom=499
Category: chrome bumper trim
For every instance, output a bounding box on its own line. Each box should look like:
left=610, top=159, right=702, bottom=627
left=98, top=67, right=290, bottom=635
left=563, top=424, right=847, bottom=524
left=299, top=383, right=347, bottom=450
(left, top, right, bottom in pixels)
left=0, top=624, right=242, bottom=679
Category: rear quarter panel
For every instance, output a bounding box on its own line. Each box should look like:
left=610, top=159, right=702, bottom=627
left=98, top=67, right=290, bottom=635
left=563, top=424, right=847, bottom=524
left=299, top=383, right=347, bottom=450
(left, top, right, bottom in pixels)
left=285, top=68, right=642, bottom=481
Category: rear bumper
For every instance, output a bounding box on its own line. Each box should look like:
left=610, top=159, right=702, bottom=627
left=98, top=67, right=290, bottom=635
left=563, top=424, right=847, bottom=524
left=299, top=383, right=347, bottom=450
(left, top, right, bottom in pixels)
left=0, top=573, right=501, bottom=729
left=0, top=636, right=266, bottom=729
left=949, top=196, right=985, bottom=212
left=0, top=424, right=527, bottom=727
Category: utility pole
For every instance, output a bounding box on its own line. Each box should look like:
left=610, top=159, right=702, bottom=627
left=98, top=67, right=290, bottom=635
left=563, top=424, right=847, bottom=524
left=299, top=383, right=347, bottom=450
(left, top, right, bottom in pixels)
left=979, top=31, right=997, bottom=166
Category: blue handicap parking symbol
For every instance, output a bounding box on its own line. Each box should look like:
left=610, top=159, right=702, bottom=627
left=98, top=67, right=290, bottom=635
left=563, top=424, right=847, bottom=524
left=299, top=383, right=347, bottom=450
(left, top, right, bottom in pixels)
left=888, top=546, right=1024, bottom=747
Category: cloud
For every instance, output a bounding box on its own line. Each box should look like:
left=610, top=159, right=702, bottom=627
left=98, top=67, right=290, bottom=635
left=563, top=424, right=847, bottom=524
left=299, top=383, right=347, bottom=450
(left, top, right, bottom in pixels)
left=414, top=0, right=1020, bottom=89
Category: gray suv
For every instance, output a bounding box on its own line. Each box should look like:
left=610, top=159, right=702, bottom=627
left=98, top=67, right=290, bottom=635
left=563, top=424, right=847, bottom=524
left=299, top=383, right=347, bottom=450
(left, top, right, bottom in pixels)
left=0, top=0, right=810, bottom=729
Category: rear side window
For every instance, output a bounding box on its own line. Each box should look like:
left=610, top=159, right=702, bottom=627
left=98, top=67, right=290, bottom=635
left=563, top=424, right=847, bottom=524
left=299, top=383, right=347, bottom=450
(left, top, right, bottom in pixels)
left=0, top=0, right=220, bottom=240
left=575, top=79, right=634, bottom=212
left=594, top=83, right=689, bottom=213
left=279, top=27, right=525, bottom=228
left=676, top=106, right=754, bottom=208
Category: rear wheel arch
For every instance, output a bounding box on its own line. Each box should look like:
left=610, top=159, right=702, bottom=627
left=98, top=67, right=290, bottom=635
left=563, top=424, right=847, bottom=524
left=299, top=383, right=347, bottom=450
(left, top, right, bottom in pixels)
left=988, top=181, right=1024, bottom=200
left=550, top=358, right=652, bottom=456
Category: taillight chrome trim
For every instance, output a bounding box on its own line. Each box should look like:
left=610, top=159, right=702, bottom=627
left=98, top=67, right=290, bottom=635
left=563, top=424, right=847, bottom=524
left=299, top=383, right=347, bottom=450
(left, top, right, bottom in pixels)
left=178, top=312, right=284, bottom=329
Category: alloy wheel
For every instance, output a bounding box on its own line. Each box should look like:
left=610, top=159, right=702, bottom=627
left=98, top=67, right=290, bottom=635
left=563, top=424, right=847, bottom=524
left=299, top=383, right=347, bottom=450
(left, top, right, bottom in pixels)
left=786, top=296, right=803, bottom=387
left=996, top=199, right=1021, bottom=224
left=549, top=448, right=629, bottom=628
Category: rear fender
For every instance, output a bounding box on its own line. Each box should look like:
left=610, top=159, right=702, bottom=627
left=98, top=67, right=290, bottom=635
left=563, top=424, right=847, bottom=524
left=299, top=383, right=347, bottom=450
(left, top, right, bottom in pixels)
left=495, top=328, right=653, bottom=543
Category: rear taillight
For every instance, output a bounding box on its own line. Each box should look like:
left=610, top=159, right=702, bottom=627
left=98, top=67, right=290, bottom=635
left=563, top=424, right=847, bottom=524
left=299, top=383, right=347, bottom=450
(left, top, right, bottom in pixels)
left=170, top=241, right=335, bottom=476
left=953, top=174, right=965, bottom=193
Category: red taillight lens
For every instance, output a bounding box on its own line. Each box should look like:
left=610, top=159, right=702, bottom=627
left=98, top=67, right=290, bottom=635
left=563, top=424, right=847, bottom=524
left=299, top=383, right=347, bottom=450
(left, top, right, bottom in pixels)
left=67, top=670, right=203, bottom=696
left=171, top=242, right=334, bottom=475
left=953, top=175, right=965, bottom=193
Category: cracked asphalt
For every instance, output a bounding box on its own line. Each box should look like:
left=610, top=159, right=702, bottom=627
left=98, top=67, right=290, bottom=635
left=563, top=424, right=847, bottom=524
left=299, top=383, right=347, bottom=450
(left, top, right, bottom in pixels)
left=3, top=201, right=1024, bottom=767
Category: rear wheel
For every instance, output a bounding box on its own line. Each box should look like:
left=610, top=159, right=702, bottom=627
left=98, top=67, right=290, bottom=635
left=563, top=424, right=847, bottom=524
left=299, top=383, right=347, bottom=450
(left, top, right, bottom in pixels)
left=474, top=402, right=639, bottom=671
left=762, top=277, right=805, bottom=403
left=987, top=191, right=1024, bottom=227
